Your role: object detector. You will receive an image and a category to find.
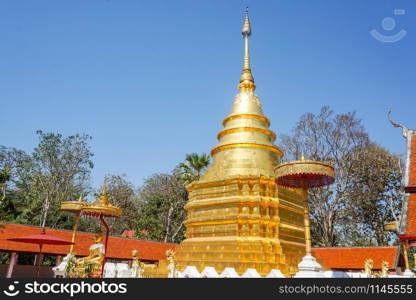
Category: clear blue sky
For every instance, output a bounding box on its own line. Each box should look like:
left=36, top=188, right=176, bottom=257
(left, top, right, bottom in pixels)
left=1, top=0, right=415, bottom=188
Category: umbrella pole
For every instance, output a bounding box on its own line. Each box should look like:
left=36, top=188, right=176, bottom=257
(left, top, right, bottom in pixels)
left=100, top=215, right=110, bottom=278
left=70, top=211, right=81, bottom=254
left=301, top=185, right=312, bottom=256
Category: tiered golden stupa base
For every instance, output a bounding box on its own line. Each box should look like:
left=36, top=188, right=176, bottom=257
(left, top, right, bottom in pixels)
left=175, top=236, right=288, bottom=276
left=174, top=175, right=305, bottom=277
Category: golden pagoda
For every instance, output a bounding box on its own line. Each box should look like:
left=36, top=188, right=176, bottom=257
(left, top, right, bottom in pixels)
left=174, top=9, right=306, bottom=276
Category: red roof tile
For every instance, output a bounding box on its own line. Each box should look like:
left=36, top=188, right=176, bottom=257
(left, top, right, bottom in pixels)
left=312, top=247, right=399, bottom=270
left=406, top=193, right=416, bottom=235
left=0, top=223, right=176, bottom=261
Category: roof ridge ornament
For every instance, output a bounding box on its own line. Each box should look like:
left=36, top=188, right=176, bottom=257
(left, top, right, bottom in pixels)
left=388, top=110, right=409, bottom=138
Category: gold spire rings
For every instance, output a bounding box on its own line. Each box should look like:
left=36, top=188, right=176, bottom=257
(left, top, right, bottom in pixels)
left=217, top=127, right=276, bottom=140
left=211, top=143, right=283, bottom=156
left=222, top=114, right=270, bottom=127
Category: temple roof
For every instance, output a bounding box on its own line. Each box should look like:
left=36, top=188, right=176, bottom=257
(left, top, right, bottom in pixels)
left=403, top=133, right=416, bottom=235
left=397, top=130, right=416, bottom=237
left=312, top=247, right=401, bottom=270
left=0, top=223, right=175, bottom=261
left=388, top=113, right=416, bottom=238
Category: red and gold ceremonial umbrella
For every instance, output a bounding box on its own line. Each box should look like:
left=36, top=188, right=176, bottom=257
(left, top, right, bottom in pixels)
left=81, top=184, right=122, bottom=277
left=7, top=229, right=73, bottom=277
left=275, top=155, right=335, bottom=256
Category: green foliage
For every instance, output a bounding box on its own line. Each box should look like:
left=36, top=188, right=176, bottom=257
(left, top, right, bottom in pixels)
left=41, top=255, right=57, bottom=266
left=341, top=143, right=402, bottom=246
left=0, top=252, right=10, bottom=264
left=17, top=253, right=35, bottom=265
left=178, top=153, right=210, bottom=185
left=0, top=168, right=10, bottom=184
left=136, top=173, right=187, bottom=243
left=0, top=131, right=94, bottom=228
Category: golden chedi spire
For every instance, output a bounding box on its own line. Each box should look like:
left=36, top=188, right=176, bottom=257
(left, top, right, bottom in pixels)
left=201, top=7, right=282, bottom=181
left=239, top=7, right=255, bottom=92
left=175, top=9, right=305, bottom=277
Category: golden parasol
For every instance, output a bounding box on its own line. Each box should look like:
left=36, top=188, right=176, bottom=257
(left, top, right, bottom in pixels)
left=81, top=183, right=121, bottom=277
left=275, top=155, right=335, bottom=256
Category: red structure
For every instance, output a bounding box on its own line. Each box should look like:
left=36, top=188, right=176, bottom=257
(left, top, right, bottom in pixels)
left=400, top=130, right=416, bottom=241
left=7, top=229, right=73, bottom=277
left=0, top=223, right=177, bottom=277
left=0, top=223, right=176, bottom=261
left=393, top=126, right=416, bottom=244
left=389, top=113, right=416, bottom=274
left=313, top=247, right=403, bottom=272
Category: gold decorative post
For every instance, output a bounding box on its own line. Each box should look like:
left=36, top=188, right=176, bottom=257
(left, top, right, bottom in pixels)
left=384, top=221, right=411, bottom=271
left=70, top=213, right=80, bottom=254
left=301, top=188, right=312, bottom=255
left=402, top=241, right=410, bottom=270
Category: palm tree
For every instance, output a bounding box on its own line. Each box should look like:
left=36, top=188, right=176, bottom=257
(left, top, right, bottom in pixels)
left=179, top=153, right=211, bottom=185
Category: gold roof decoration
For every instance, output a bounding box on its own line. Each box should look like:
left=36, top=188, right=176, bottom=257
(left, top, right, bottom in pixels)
left=60, top=195, right=87, bottom=213
left=82, top=183, right=122, bottom=218
left=275, top=155, right=335, bottom=188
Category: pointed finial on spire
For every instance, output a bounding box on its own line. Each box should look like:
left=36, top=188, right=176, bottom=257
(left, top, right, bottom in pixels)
left=242, top=7, right=251, bottom=36
left=301, top=152, right=305, bottom=161
left=238, top=7, right=256, bottom=92
left=102, top=176, right=108, bottom=195
left=99, top=177, right=109, bottom=205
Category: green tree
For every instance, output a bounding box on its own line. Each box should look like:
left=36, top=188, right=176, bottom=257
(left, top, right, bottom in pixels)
left=29, top=131, right=94, bottom=228
left=136, top=173, right=187, bottom=243
left=0, top=168, right=10, bottom=203
left=0, top=131, right=94, bottom=228
left=341, top=143, right=402, bottom=246
left=280, top=107, right=403, bottom=247
left=280, top=106, right=369, bottom=247
left=0, top=146, right=33, bottom=223
left=178, top=153, right=210, bottom=185
left=101, top=174, right=140, bottom=235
